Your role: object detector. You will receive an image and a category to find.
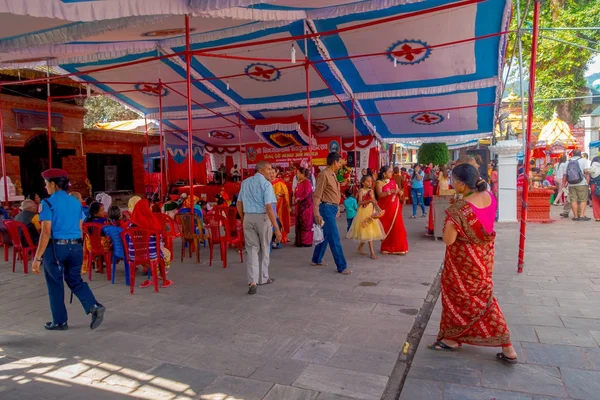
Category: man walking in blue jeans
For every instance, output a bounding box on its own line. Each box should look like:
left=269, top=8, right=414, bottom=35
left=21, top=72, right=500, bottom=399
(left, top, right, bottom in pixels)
left=311, top=152, right=351, bottom=275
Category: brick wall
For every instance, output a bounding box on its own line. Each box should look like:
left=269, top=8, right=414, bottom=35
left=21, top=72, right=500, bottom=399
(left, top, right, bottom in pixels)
left=62, top=156, right=88, bottom=196
left=0, top=154, right=22, bottom=194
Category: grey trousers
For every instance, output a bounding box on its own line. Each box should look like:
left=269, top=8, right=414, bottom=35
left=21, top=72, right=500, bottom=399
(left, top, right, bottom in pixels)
left=243, top=213, right=273, bottom=285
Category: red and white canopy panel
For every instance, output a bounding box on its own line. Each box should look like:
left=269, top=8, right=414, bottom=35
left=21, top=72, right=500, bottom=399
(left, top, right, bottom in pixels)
left=0, top=0, right=510, bottom=145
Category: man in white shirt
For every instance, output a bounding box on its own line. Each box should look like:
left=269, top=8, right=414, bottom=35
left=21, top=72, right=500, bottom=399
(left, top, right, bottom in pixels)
left=563, top=150, right=591, bottom=221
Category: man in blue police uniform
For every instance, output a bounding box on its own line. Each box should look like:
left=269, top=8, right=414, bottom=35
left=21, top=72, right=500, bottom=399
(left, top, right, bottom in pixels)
left=31, top=169, right=105, bottom=331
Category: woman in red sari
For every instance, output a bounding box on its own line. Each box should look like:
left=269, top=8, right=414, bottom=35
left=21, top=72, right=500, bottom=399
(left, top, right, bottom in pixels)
left=430, top=164, right=517, bottom=364
left=375, top=165, right=408, bottom=255
left=293, top=167, right=313, bottom=247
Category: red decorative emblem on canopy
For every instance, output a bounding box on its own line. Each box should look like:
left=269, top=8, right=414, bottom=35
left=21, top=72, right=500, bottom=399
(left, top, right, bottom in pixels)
left=209, top=130, right=235, bottom=140
left=245, top=63, right=281, bottom=82
left=411, top=112, right=444, bottom=125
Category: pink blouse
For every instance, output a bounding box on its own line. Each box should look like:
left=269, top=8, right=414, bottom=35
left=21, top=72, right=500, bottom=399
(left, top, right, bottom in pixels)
left=468, top=192, right=497, bottom=233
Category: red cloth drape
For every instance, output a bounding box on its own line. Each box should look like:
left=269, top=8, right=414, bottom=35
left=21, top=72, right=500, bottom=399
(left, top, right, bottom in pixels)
left=167, top=154, right=207, bottom=184
left=369, top=146, right=379, bottom=172
left=225, top=156, right=234, bottom=171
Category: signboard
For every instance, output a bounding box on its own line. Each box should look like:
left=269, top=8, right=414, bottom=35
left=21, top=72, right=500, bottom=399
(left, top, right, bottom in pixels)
left=245, top=137, right=342, bottom=167
left=570, top=122, right=585, bottom=151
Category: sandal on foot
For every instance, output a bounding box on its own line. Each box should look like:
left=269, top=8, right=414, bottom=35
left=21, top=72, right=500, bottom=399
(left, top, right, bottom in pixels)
left=496, top=352, right=518, bottom=364
left=428, top=340, right=460, bottom=352
left=162, top=280, right=174, bottom=288
left=259, top=278, right=275, bottom=286
left=139, top=280, right=153, bottom=288
left=340, top=269, right=352, bottom=275
left=248, top=284, right=257, bottom=295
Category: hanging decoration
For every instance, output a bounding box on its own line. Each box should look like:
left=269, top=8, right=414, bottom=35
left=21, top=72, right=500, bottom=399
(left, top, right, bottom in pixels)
left=166, top=144, right=205, bottom=164
left=204, top=145, right=241, bottom=155
left=248, top=115, right=314, bottom=148
left=311, top=122, right=330, bottom=134
left=342, top=136, right=375, bottom=151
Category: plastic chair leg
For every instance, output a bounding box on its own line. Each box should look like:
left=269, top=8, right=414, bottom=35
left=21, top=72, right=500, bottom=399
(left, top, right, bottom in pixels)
left=239, top=242, right=244, bottom=263
left=129, top=263, right=135, bottom=295
left=124, top=260, right=130, bottom=287
left=195, top=239, right=200, bottom=263
left=151, top=261, right=159, bottom=293
left=23, top=251, right=28, bottom=274
left=88, top=255, right=93, bottom=281
left=4, top=244, right=8, bottom=262
left=12, top=248, right=16, bottom=273
left=105, top=252, right=112, bottom=281
left=180, top=240, right=185, bottom=263
left=111, top=257, right=117, bottom=285
left=208, top=241, right=214, bottom=267
left=220, top=243, right=227, bottom=269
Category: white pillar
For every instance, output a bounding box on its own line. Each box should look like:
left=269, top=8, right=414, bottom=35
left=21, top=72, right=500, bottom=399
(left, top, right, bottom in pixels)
left=490, top=140, right=523, bottom=223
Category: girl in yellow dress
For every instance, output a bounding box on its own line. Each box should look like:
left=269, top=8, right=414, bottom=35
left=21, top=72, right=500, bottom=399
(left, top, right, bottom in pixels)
left=346, top=176, right=386, bottom=259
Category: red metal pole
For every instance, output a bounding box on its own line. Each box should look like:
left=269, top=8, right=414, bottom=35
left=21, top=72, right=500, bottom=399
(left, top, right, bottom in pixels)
left=158, top=79, right=165, bottom=201
left=0, top=94, right=9, bottom=208
left=144, top=116, right=150, bottom=196
left=352, top=99, right=358, bottom=190
left=305, top=62, right=313, bottom=167
left=238, top=112, right=244, bottom=180
left=518, top=0, right=541, bottom=273
left=47, top=96, right=52, bottom=168
left=185, top=14, right=195, bottom=230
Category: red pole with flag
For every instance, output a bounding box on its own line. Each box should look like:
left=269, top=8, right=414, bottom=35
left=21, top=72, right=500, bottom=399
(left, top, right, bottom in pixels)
left=518, top=0, right=541, bottom=273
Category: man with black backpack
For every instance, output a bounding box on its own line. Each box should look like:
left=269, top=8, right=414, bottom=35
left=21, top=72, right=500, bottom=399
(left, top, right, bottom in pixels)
left=563, top=150, right=591, bottom=221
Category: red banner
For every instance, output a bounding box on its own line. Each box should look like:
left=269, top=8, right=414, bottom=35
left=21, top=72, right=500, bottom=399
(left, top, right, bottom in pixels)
left=245, top=137, right=342, bottom=167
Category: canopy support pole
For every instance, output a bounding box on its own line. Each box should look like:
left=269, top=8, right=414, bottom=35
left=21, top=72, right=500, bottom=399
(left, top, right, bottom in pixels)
left=352, top=99, right=358, bottom=190
left=158, top=79, right=165, bottom=201
left=515, top=0, right=527, bottom=141
left=305, top=62, right=313, bottom=167
left=238, top=113, right=243, bottom=181
left=518, top=0, right=541, bottom=273
left=47, top=97, right=52, bottom=168
left=0, top=95, right=9, bottom=209
left=185, top=14, right=195, bottom=228
left=144, top=116, right=150, bottom=196
left=46, top=65, right=52, bottom=168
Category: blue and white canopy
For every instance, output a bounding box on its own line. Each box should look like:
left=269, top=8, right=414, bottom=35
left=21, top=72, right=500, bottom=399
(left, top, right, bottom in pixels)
left=0, top=0, right=510, bottom=146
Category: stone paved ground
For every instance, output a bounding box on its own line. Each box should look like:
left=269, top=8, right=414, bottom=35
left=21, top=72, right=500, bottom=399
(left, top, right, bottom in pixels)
left=401, top=207, right=600, bottom=400
left=0, top=208, right=446, bottom=400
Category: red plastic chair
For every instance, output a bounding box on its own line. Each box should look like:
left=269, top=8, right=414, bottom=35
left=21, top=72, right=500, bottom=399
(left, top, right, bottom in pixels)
left=223, top=207, right=242, bottom=239
left=3, top=220, right=37, bottom=274
left=82, top=222, right=107, bottom=281
left=203, top=214, right=243, bottom=268
left=157, top=214, right=181, bottom=261
left=120, top=227, right=170, bottom=294
left=174, top=213, right=203, bottom=263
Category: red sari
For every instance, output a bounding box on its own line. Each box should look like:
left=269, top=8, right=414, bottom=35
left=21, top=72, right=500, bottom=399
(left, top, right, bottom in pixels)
left=438, top=199, right=511, bottom=347
left=272, top=178, right=291, bottom=243
left=294, top=179, right=313, bottom=247
left=377, top=179, right=409, bottom=254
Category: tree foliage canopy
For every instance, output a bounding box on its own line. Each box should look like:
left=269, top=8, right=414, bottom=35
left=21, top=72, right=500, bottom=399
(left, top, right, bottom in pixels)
left=83, top=96, right=140, bottom=129
left=417, top=143, right=450, bottom=166
left=508, top=0, right=600, bottom=124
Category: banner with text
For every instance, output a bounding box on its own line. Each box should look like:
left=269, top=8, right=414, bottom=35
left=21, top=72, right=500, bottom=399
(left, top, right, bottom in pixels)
left=245, top=137, right=342, bottom=167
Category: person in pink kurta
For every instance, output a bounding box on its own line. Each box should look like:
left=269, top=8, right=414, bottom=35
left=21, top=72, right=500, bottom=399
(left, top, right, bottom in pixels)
left=293, top=167, right=314, bottom=247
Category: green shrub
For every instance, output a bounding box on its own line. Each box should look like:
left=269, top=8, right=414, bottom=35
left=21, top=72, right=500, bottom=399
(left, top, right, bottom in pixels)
left=417, top=143, right=450, bottom=166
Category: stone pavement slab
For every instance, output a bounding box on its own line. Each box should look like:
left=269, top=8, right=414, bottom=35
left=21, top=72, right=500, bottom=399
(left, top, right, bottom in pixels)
left=0, top=211, right=444, bottom=400
left=401, top=208, right=600, bottom=400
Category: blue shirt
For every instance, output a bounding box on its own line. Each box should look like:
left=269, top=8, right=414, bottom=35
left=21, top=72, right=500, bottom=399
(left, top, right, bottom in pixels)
left=344, top=197, right=358, bottom=219
left=238, top=173, right=277, bottom=214
left=411, top=171, right=425, bottom=189
left=39, top=190, right=85, bottom=240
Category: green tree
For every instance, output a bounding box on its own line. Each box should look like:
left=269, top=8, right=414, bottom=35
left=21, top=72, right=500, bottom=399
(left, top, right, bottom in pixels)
left=83, top=96, right=140, bottom=129
left=417, top=143, right=450, bottom=166
left=509, top=0, right=600, bottom=124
